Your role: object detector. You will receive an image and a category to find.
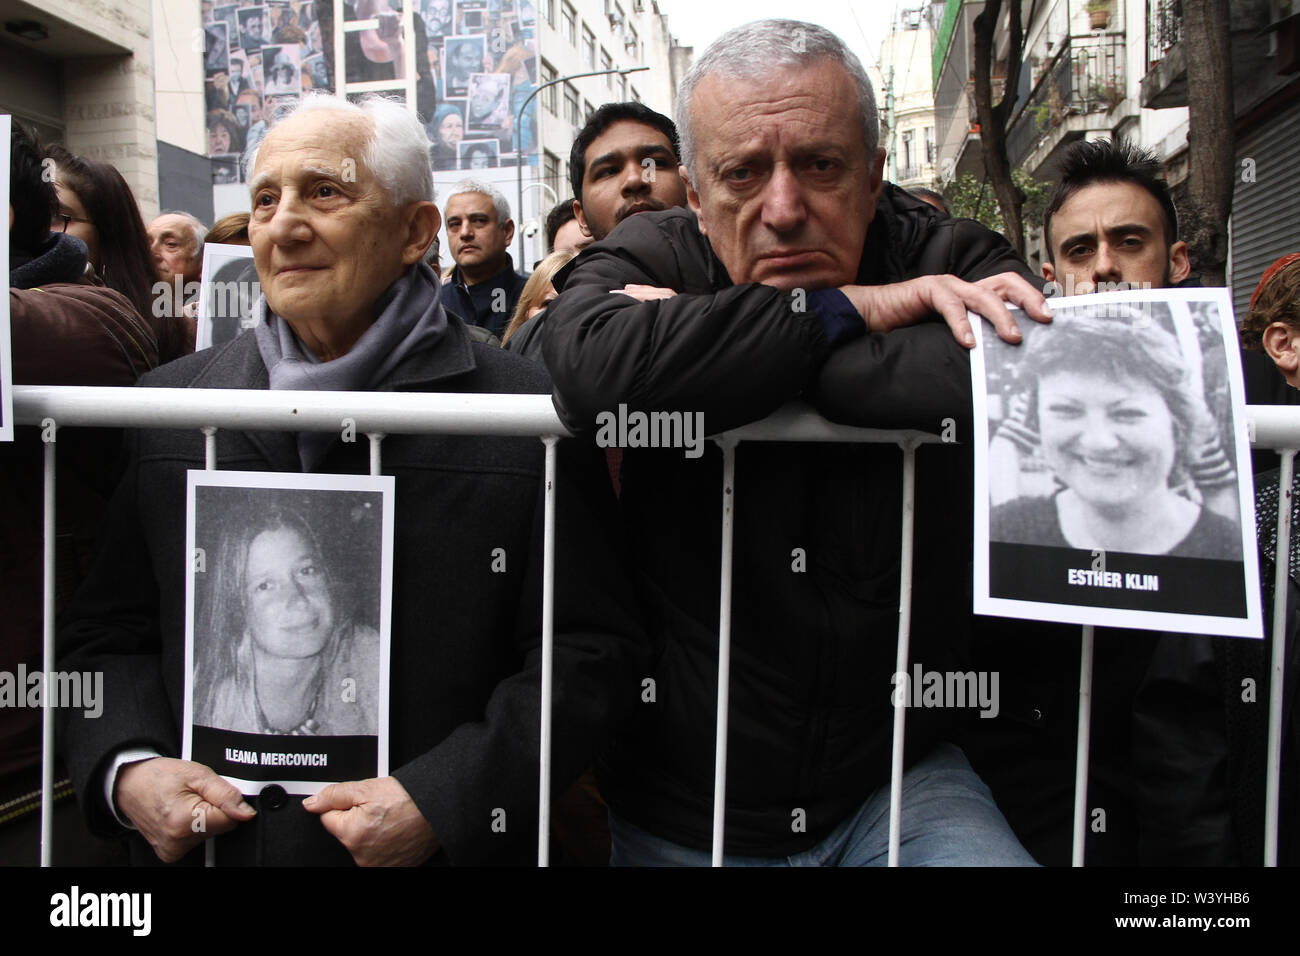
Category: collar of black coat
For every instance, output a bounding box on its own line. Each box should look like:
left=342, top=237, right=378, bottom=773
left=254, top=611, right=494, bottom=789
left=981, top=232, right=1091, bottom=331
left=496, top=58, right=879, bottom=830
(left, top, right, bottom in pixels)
left=449, top=251, right=522, bottom=289
left=10, top=231, right=90, bottom=288
left=551, top=182, right=944, bottom=292
left=149, top=311, right=480, bottom=473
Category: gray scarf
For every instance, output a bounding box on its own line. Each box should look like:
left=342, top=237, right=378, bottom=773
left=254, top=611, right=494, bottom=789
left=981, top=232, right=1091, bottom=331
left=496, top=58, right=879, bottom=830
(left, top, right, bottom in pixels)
left=254, top=262, right=449, bottom=469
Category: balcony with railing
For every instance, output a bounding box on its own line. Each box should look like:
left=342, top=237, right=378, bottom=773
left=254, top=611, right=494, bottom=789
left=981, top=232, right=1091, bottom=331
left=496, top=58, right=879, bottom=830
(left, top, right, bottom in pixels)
left=1142, top=0, right=1279, bottom=110
left=1007, top=32, right=1127, bottom=173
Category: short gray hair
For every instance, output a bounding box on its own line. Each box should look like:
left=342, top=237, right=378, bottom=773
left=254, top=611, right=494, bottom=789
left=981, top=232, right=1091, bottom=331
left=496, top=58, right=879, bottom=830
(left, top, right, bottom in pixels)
left=445, top=179, right=511, bottom=223
left=675, top=19, right=879, bottom=180
left=160, top=210, right=207, bottom=256
left=248, top=93, right=435, bottom=206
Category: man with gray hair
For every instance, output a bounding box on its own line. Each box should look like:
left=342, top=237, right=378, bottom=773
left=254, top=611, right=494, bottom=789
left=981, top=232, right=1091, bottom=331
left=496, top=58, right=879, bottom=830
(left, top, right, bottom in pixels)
left=148, top=210, right=207, bottom=314
left=544, top=19, right=1051, bottom=865
left=442, top=179, right=529, bottom=340
left=58, top=93, right=645, bottom=867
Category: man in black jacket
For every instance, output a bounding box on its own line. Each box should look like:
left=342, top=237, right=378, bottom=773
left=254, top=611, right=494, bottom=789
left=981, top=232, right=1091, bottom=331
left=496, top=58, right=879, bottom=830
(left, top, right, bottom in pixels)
left=543, top=19, right=1049, bottom=865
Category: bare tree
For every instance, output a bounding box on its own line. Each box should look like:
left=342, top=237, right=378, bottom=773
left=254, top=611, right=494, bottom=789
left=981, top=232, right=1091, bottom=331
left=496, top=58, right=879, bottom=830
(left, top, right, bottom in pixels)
left=1180, top=0, right=1234, bottom=286
left=972, top=0, right=1039, bottom=256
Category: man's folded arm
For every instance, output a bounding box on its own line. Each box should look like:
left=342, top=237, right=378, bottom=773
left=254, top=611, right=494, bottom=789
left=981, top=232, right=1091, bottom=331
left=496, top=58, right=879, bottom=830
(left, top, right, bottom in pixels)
left=809, top=323, right=975, bottom=438
left=391, top=439, right=648, bottom=864
left=542, top=218, right=860, bottom=435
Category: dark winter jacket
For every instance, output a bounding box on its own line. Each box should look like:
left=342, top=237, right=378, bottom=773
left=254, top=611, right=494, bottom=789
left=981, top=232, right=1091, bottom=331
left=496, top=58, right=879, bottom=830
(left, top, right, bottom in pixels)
left=542, top=185, right=1036, bottom=855
left=443, top=254, right=529, bottom=341
left=1133, top=467, right=1299, bottom=866
left=55, top=319, right=646, bottom=866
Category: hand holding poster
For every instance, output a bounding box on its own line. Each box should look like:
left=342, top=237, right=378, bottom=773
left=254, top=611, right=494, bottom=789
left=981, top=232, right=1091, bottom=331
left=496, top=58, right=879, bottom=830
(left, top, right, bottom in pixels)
left=183, top=471, right=394, bottom=795
left=971, top=288, right=1262, bottom=638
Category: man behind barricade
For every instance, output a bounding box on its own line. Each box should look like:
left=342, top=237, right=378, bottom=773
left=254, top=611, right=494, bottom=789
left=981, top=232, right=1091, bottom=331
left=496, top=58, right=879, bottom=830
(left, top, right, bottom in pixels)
left=569, top=102, right=687, bottom=244
left=441, top=179, right=528, bottom=341
left=962, top=139, right=1241, bottom=865
left=56, top=94, right=644, bottom=866
left=542, top=19, right=1051, bottom=866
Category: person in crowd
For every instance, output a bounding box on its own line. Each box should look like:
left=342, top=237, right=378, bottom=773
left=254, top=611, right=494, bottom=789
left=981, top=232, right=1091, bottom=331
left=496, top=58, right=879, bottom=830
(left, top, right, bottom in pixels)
left=544, top=198, right=591, bottom=256
left=1134, top=253, right=1300, bottom=865
left=148, top=211, right=207, bottom=290
left=501, top=250, right=575, bottom=358
left=2, top=122, right=160, bottom=865
left=194, top=506, right=380, bottom=736
left=1041, top=140, right=1190, bottom=296
left=428, top=104, right=464, bottom=172
left=46, top=145, right=189, bottom=363
left=542, top=19, right=1050, bottom=866
left=989, top=310, right=1241, bottom=558
left=206, top=211, right=251, bottom=246
left=569, top=102, right=687, bottom=244
left=442, top=179, right=528, bottom=340
left=909, top=186, right=951, bottom=216
left=963, top=138, right=1239, bottom=866
left=56, top=93, right=644, bottom=867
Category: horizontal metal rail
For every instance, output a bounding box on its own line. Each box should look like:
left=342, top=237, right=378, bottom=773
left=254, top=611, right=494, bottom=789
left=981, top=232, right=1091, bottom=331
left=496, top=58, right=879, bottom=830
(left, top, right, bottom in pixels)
left=13, top=386, right=1298, bottom=868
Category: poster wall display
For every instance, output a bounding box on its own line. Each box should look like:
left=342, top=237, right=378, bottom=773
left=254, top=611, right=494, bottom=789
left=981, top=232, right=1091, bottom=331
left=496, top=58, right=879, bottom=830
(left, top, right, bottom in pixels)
left=183, top=470, right=395, bottom=795
left=971, top=288, right=1262, bottom=638
left=195, top=243, right=258, bottom=351
left=466, top=71, right=510, bottom=137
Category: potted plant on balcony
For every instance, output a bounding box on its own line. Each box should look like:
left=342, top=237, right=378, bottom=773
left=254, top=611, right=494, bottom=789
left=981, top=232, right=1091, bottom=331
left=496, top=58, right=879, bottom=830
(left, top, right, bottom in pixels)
left=1087, top=78, right=1123, bottom=111
left=1086, top=0, right=1111, bottom=31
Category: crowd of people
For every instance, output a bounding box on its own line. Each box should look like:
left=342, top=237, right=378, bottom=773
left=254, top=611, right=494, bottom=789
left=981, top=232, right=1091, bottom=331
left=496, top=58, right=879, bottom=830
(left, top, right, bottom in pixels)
left=3, top=16, right=1298, bottom=868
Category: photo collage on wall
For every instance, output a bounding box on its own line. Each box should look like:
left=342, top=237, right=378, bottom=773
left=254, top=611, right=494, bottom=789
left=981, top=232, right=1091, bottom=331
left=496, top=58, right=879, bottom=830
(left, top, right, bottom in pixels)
left=203, top=1, right=539, bottom=187
left=416, top=0, right=538, bottom=171
left=204, top=0, right=327, bottom=185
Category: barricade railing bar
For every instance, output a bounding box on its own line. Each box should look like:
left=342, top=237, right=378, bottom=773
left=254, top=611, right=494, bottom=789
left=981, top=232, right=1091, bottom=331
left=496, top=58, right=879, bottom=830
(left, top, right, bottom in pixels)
left=12, top=385, right=1296, bottom=867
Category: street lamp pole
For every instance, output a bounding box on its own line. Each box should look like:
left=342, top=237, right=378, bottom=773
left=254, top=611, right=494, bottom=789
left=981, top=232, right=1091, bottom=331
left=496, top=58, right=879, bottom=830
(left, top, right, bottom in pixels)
left=514, top=66, right=650, bottom=265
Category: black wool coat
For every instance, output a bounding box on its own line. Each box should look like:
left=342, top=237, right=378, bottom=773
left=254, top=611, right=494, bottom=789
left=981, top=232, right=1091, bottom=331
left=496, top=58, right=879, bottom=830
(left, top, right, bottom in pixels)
left=56, top=319, right=646, bottom=865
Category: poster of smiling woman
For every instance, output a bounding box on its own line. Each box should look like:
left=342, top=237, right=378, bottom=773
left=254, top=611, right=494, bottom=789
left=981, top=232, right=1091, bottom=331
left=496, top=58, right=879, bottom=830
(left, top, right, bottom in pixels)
left=183, top=471, right=395, bottom=794
left=972, top=288, right=1262, bottom=638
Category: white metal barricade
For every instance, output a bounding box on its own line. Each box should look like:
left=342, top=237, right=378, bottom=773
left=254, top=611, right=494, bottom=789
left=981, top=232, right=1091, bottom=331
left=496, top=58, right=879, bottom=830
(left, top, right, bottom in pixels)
left=12, top=386, right=1296, bottom=868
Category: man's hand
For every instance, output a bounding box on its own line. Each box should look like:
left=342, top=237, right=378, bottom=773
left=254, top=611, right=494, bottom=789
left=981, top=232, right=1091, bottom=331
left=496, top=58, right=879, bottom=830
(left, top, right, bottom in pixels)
left=114, top=757, right=256, bottom=863
left=303, top=776, right=439, bottom=867
left=611, top=284, right=678, bottom=302
left=839, top=272, right=1052, bottom=347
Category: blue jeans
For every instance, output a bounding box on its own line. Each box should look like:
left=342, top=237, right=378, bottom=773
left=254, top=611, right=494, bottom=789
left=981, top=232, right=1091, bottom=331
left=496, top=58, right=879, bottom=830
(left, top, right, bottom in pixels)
left=609, top=743, right=1038, bottom=866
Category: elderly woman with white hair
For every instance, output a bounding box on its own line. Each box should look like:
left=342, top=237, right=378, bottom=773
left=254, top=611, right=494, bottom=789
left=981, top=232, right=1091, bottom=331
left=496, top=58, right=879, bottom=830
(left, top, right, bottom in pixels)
left=56, top=93, right=646, bottom=867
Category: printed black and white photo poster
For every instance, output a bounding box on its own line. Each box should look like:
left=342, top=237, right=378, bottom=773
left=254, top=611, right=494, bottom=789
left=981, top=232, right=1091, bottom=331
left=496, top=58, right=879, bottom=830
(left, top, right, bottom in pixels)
left=443, top=34, right=485, bottom=98
left=0, top=113, right=12, bottom=443
left=195, top=243, right=258, bottom=351
left=972, top=288, right=1262, bottom=637
left=183, top=470, right=395, bottom=794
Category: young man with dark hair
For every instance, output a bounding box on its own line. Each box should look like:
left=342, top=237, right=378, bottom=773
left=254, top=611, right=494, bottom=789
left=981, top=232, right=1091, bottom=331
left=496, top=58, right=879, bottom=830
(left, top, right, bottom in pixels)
left=545, top=198, right=590, bottom=255
left=568, top=102, right=688, bottom=243
left=1040, top=139, right=1189, bottom=295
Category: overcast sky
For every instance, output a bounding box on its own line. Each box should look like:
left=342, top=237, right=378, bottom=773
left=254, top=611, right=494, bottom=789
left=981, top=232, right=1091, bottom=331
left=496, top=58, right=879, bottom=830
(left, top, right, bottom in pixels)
left=648, top=0, right=900, bottom=73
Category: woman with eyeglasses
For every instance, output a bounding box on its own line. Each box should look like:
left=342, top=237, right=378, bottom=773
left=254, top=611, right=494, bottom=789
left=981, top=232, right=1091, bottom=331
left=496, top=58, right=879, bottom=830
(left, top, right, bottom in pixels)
left=45, top=145, right=190, bottom=363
